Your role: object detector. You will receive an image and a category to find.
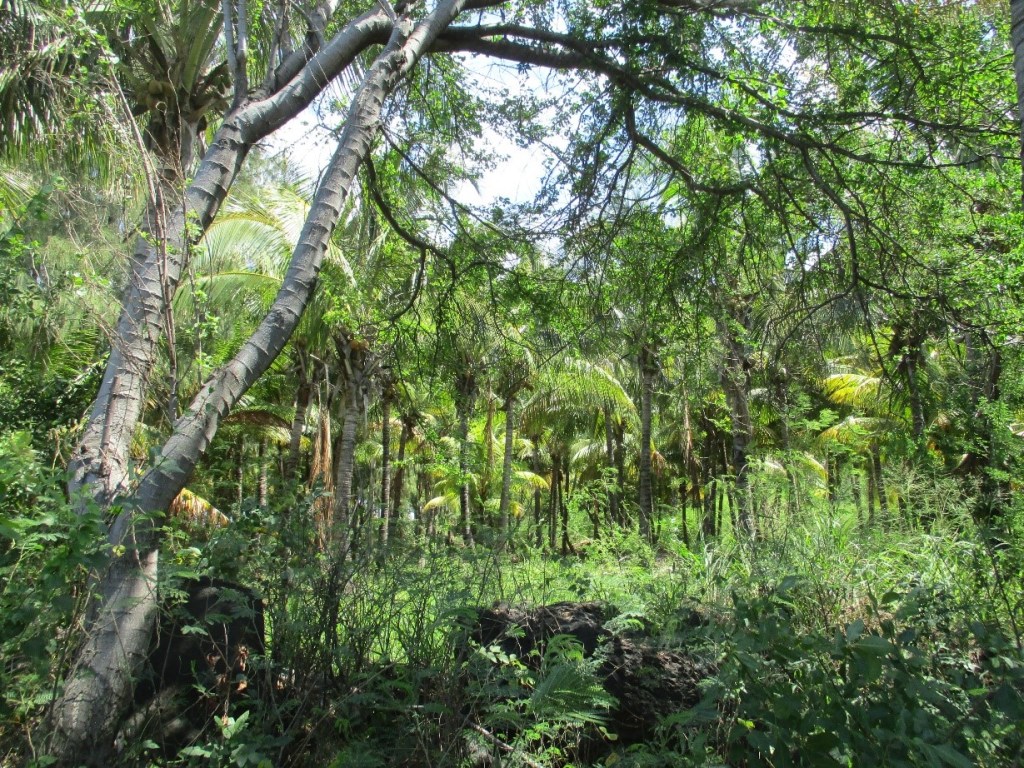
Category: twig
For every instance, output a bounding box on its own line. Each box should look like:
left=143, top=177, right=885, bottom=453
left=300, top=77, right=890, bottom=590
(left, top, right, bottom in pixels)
left=466, top=722, right=546, bottom=768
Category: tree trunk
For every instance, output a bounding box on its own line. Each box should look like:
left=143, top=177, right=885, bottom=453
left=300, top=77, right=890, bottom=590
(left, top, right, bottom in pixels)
left=872, top=445, right=888, bottom=520
left=603, top=402, right=620, bottom=525
left=533, top=439, right=543, bottom=548
left=904, top=349, right=927, bottom=440
left=718, top=308, right=754, bottom=536
left=258, top=438, right=268, bottom=510
left=702, top=477, right=716, bottom=537
left=456, top=371, right=476, bottom=547
left=851, top=467, right=864, bottom=524
left=66, top=8, right=395, bottom=511
left=497, top=395, right=516, bottom=543
left=285, top=348, right=312, bottom=481
left=637, top=346, right=655, bottom=541
left=614, top=421, right=627, bottom=528
left=548, top=453, right=559, bottom=551
left=379, top=391, right=392, bottom=548
left=391, top=416, right=412, bottom=532
left=236, top=437, right=245, bottom=511
left=561, top=463, right=572, bottom=556
left=459, top=405, right=474, bottom=547
left=678, top=482, right=690, bottom=548
left=47, top=9, right=460, bottom=758
left=866, top=457, right=877, bottom=526
left=332, top=384, right=359, bottom=557
left=482, top=389, right=495, bottom=511
left=46, top=6, right=514, bottom=758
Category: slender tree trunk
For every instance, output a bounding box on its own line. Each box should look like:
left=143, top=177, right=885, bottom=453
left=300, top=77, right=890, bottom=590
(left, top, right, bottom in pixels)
left=391, top=417, right=412, bottom=532
left=703, top=477, right=716, bottom=537
left=533, top=440, right=543, bottom=548
left=904, top=349, right=927, bottom=441
left=715, top=292, right=757, bottom=539
left=285, top=349, right=312, bottom=481
left=561, top=466, right=572, bottom=556
left=851, top=467, right=864, bottom=524
left=498, top=395, right=516, bottom=543
left=603, top=402, right=620, bottom=525
left=235, top=438, right=246, bottom=510
left=872, top=445, right=888, bottom=521
left=638, top=346, right=655, bottom=541
left=66, top=8, right=395, bottom=511
left=614, top=422, right=627, bottom=528
left=258, top=438, right=268, bottom=510
left=866, top=458, right=877, bottom=526
left=679, top=482, right=690, bottom=548
left=548, top=453, right=559, bottom=551
left=379, top=392, right=392, bottom=548
left=459, top=404, right=474, bottom=547
left=333, top=384, right=359, bottom=557
left=482, top=390, right=495, bottom=512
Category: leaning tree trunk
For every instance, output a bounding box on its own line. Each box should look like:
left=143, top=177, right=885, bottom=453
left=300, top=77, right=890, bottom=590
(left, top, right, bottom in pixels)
left=637, top=345, right=656, bottom=542
left=46, top=5, right=474, bottom=759
left=65, top=8, right=394, bottom=511
left=497, top=394, right=516, bottom=543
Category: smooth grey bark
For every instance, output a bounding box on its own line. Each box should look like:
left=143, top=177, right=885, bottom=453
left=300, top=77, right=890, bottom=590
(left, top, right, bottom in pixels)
left=48, top=4, right=478, bottom=761
left=67, top=7, right=393, bottom=510
left=332, top=386, right=358, bottom=556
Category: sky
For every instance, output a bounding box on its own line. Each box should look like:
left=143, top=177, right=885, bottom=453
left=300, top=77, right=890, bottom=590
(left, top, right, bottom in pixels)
left=262, top=56, right=556, bottom=208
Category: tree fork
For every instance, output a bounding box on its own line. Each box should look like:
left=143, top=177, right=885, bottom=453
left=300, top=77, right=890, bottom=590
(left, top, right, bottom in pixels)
left=46, top=3, right=481, bottom=760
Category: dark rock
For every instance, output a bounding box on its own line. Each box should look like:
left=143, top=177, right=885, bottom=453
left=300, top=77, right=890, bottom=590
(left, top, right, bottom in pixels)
left=465, top=601, right=713, bottom=745
left=120, top=577, right=265, bottom=757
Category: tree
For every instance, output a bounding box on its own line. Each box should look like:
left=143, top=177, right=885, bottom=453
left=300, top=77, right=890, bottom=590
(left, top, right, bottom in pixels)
left=16, top=0, right=1011, bottom=760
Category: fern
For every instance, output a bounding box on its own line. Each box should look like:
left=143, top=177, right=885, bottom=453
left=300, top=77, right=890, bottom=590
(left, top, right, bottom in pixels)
left=527, top=662, right=614, bottom=726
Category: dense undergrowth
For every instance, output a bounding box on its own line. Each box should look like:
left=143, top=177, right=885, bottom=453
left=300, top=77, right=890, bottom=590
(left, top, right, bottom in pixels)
left=2, top=439, right=1023, bottom=767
